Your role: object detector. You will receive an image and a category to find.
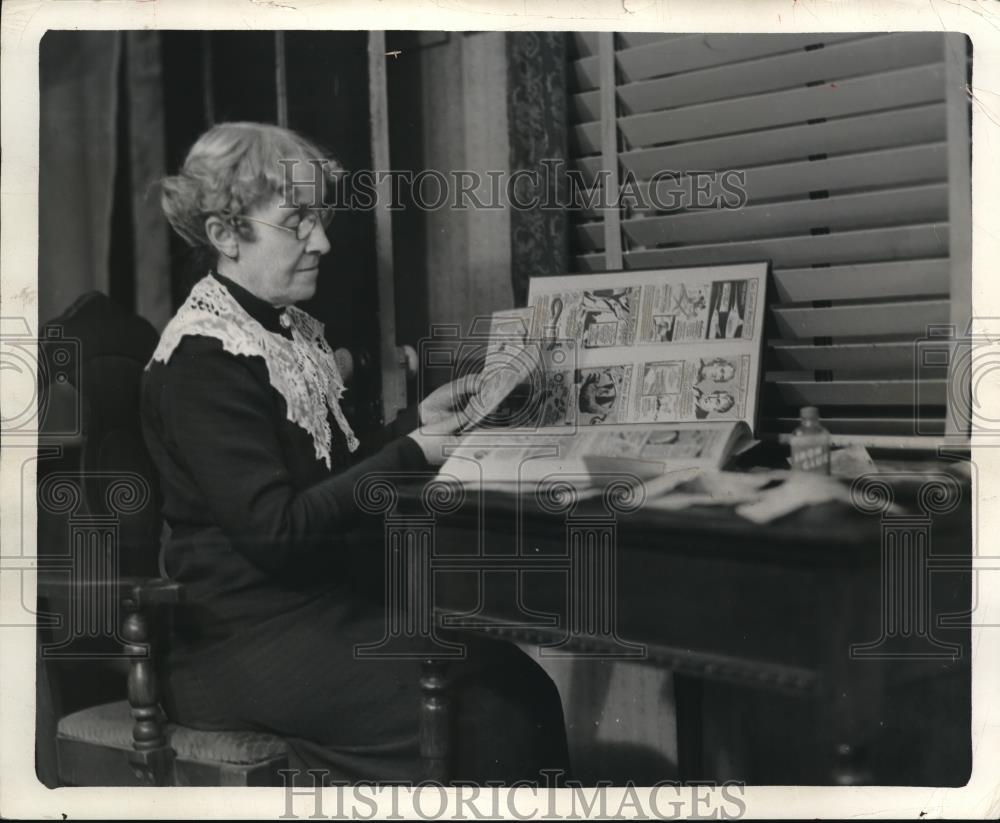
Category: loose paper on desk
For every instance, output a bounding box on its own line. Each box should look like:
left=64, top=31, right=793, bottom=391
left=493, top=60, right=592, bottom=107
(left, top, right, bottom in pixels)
left=641, top=469, right=774, bottom=511
left=640, top=469, right=856, bottom=523
left=735, top=472, right=853, bottom=524
left=829, top=444, right=877, bottom=478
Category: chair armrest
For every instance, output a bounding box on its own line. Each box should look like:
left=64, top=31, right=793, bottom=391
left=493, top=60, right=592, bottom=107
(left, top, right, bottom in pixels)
left=126, top=578, right=184, bottom=609
left=37, top=573, right=184, bottom=609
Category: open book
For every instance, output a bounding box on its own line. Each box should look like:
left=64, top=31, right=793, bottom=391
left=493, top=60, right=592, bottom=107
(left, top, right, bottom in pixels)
left=441, top=421, right=753, bottom=489
left=442, top=262, right=769, bottom=490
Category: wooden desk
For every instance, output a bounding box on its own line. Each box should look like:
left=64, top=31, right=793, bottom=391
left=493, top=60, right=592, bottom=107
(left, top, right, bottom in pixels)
left=360, top=467, right=971, bottom=785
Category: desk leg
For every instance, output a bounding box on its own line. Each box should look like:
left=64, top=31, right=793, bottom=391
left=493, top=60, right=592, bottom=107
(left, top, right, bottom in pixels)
left=823, top=573, right=879, bottom=785
left=673, top=673, right=704, bottom=781
left=420, top=659, right=452, bottom=783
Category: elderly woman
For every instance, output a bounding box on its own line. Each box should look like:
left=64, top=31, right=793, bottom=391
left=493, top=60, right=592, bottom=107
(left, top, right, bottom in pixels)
left=142, top=122, right=569, bottom=784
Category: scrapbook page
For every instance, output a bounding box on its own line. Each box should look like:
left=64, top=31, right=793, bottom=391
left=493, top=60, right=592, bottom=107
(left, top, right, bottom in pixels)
left=444, top=262, right=767, bottom=487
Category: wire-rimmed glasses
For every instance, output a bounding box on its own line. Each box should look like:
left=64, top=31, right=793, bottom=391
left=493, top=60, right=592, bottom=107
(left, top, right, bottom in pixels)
left=238, top=207, right=334, bottom=241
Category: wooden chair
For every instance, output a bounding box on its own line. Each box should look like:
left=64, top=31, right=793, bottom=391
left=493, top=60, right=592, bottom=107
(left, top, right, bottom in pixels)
left=36, top=292, right=291, bottom=786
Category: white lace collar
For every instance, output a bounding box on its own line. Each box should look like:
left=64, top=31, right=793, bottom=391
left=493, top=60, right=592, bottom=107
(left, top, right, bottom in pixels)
left=149, top=275, right=359, bottom=468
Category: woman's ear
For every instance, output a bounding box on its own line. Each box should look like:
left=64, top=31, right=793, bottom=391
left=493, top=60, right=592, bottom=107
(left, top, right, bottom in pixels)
left=205, top=215, right=239, bottom=260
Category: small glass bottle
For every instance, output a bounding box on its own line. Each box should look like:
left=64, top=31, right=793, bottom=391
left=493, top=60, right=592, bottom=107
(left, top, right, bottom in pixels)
left=789, top=406, right=831, bottom=474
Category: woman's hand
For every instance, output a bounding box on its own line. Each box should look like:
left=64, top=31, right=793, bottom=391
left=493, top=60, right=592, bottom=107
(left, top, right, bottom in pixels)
left=410, top=375, right=483, bottom=465
left=407, top=411, right=467, bottom=466
left=419, top=374, right=481, bottom=426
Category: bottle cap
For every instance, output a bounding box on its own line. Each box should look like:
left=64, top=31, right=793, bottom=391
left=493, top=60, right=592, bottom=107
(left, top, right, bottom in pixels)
left=801, top=406, right=819, bottom=420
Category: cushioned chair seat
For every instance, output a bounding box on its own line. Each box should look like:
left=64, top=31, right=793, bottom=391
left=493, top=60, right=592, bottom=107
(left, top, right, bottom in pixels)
left=58, top=700, right=287, bottom=765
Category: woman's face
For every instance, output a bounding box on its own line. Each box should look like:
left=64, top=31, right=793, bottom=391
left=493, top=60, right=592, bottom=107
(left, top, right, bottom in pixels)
left=226, top=189, right=331, bottom=306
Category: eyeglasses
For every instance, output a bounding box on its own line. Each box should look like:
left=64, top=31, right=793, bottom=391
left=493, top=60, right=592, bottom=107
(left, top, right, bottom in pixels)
left=238, top=208, right=334, bottom=241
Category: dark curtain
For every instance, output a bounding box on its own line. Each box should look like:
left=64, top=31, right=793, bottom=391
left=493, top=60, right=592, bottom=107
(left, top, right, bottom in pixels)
left=39, top=31, right=171, bottom=329
left=126, top=32, right=172, bottom=330
left=39, top=31, right=120, bottom=325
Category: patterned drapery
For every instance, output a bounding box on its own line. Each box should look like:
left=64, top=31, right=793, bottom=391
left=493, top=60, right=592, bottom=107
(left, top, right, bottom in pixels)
left=506, top=32, right=570, bottom=305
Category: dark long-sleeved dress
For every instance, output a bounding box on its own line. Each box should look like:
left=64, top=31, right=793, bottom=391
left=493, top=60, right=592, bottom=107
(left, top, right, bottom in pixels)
left=141, top=272, right=569, bottom=784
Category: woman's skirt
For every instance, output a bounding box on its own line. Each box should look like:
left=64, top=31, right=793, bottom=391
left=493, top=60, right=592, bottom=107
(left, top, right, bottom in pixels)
left=160, top=589, right=570, bottom=785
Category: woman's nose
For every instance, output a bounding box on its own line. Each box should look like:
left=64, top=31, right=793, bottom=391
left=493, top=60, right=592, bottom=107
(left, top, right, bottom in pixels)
left=306, top=221, right=331, bottom=255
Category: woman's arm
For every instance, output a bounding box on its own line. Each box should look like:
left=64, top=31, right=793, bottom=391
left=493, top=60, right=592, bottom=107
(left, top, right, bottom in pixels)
left=152, top=343, right=429, bottom=575
left=355, top=375, right=478, bottom=455
left=354, top=404, right=421, bottom=456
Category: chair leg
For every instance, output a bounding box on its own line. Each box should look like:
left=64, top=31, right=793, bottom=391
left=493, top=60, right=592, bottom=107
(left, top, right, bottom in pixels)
left=36, top=648, right=61, bottom=787
left=121, top=598, right=174, bottom=785
left=674, top=673, right=704, bottom=782
left=419, top=659, right=451, bottom=783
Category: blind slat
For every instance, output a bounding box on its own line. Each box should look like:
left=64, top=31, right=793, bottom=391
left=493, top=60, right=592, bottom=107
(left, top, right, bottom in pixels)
left=576, top=63, right=946, bottom=149
left=765, top=379, right=946, bottom=406
left=617, top=32, right=862, bottom=83
left=572, top=55, right=601, bottom=91
left=603, top=184, right=949, bottom=249
left=576, top=104, right=947, bottom=175
left=617, top=32, right=692, bottom=50
left=772, top=259, right=950, bottom=302
left=570, top=32, right=600, bottom=58
left=771, top=298, right=949, bottom=337
left=607, top=143, right=948, bottom=221
left=576, top=223, right=950, bottom=271
left=767, top=340, right=917, bottom=372
left=572, top=33, right=863, bottom=92
left=736, top=143, right=947, bottom=202
left=572, top=32, right=943, bottom=122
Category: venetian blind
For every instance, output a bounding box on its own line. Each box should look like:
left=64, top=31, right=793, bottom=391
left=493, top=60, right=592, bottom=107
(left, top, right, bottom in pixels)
left=566, top=32, right=971, bottom=439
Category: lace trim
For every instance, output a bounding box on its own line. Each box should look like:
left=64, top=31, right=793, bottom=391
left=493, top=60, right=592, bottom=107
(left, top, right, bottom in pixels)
left=148, top=275, right=359, bottom=468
